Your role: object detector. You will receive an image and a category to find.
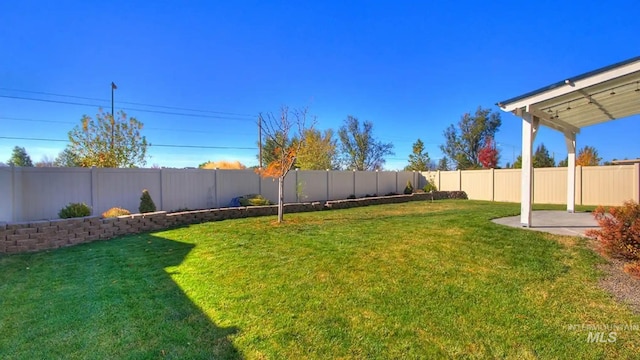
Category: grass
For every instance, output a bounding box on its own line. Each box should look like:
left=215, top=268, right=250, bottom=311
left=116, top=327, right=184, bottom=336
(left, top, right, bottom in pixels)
left=1, top=200, right=639, bottom=359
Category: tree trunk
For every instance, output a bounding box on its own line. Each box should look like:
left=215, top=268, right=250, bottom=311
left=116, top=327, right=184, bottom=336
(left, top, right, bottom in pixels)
left=278, top=176, right=284, bottom=223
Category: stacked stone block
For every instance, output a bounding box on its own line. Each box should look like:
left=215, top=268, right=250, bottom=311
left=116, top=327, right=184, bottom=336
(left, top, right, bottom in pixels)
left=0, top=191, right=466, bottom=255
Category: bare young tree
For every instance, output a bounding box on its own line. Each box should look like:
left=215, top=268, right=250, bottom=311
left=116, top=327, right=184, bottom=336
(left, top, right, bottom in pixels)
left=257, top=106, right=315, bottom=223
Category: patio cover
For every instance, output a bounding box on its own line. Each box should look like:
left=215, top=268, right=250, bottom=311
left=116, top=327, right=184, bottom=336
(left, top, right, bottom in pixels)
left=497, top=56, right=640, bottom=227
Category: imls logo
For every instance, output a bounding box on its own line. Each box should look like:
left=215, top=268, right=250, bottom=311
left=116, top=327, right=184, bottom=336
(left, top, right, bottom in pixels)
left=586, top=332, right=617, bottom=343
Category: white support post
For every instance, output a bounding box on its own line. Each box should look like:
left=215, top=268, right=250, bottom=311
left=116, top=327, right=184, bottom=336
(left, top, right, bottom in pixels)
left=564, top=132, right=576, bottom=213
left=520, top=112, right=538, bottom=227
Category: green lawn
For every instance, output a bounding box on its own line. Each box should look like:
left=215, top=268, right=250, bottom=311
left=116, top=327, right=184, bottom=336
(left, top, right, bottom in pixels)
left=1, top=200, right=639, bottom=359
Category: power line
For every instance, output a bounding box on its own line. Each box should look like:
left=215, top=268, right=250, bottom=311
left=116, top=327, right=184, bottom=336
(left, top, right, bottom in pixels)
left=0, top=136, right=257, bottom=150
left=0, top=136, right=68, bottom=143
left=0, top=87, right=256, bottom=118
left=0, top=94, right=255, bottom=122
left=0, top=116, right=250, bottom=136
left=0, top=116, right=74, bottom=125
left=151, top=144, right=256, bottom=150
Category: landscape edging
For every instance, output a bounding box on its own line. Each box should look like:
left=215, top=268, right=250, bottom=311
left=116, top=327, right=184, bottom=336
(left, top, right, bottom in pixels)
left=0, top=191, right=467, bottom=254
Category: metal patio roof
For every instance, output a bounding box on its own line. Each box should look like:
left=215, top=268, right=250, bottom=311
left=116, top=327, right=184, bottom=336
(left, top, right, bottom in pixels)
left=498, top=56, right=640, bottom=134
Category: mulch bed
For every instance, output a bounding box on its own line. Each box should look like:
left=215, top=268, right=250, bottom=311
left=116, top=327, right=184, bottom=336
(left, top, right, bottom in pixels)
left=597, top=256, right=640, bottom=314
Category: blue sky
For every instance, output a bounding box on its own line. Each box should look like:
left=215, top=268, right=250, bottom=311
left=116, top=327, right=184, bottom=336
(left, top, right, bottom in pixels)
left=1, top=1, right=639, bottom=169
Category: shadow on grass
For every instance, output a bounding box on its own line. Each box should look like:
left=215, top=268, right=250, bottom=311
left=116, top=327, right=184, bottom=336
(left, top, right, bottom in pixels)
left=0, top=234, right=242, bottom=359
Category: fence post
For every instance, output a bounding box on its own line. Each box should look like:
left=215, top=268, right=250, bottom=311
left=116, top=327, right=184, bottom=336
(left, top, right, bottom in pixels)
left=326, top=169, right=330, bottom=201
left=491, top=168, right=495, bottom=202
left=634, top=163, right=640, bottom=203
left=214, top=169, right=219, bottom=208
left=395, top=171, right=399, bottom=193
left=458, top=169, right=462, bottom=191
left=353, top=169, right=356, bottom=197
left=576, top=165, right=582, bottom=206
left=90, top=167, right=99, bottom=213
left=413, top=171, right=417, bottom=192
left=11, top=165, right=16, bottom=222
left=295, top=168, right=299, bottom=203
left=437, top=170, right=441, bottom=190
left=376, top=170, right=379, bottom=196
left=159, top=168, right=165, bottom=211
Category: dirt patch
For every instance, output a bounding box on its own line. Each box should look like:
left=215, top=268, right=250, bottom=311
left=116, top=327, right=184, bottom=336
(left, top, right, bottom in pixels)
left=581, top=237, right=640, bottom=313
left=598, top=257, right=640, bottom=314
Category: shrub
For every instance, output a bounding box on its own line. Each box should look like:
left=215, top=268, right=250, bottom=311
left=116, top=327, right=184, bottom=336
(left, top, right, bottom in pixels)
left=139, top=189, right=157, bottom=213
left=102, top=207, right=131, bottom=218
left=423, top=182, right=438, bottom=192
left=585, top=201, right=640, bottom=261
left=404, top=180, right=414, bottom=194
left=238, top=194, right=271, bottom=206
left=347, top=194, right=356, bottom=199
left=59, top=202, right=91, bottom=219
left=623, top=261, right=640, bottom=279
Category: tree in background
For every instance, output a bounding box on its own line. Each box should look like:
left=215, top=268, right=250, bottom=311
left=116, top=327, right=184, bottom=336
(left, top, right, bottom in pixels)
left=477, top=136, right=500, bottom=169
left=404, top=139, right=432, bottom=171
left=35, top=155, right=55, bottom=167
left=199, top=160, right=247, bottom=169
left=576, top=145, right=602, bottom=166
left=296, top=129, right=338, bottom=170
left=67, top=109, right=148, bottom=168
left=338, top=116, right=394, bottom=170
left=440, top=106, right=501, bottom=170
left=54, top=147, right=82, bottom=167
left=257, top=106, right=315, bottom=223
left=437, top=157, right=451, bottom=171
left=512, top=143, right=555, bottom=168
left=257, top=131, right=291, bottom=168
left=7, top=146, right=33, bottom=167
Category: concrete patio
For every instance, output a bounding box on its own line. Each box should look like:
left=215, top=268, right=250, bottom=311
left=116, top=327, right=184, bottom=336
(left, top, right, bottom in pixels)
left=492, top=211, right=599, bottom=237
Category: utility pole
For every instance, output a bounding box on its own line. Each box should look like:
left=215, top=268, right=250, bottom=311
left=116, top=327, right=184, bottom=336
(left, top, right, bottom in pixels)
left=111, top=82, right=117, bottom=153
left=258, top=114, right=263, bottom=169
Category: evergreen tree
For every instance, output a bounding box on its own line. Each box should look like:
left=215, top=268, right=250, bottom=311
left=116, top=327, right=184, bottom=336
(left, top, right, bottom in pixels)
left=404, top=139, right=432, bottom=171
left=7, top=146, right=33, bottom=167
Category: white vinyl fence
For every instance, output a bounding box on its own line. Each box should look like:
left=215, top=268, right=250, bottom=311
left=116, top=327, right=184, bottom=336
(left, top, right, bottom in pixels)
left=2, top=164, right=638, bottom=223
left=430, top=164, right=640, bottom=206
left=0, top=167, right=424, bottom=223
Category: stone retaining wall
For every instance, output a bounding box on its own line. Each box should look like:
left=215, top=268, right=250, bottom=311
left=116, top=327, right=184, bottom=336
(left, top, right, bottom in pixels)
left=0, top=191, right=466, bottom=254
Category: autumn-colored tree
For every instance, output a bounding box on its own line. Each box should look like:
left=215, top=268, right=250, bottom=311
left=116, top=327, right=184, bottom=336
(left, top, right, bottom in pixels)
left=576, top=145, right=601, bottom=166
left=296, top=129, right=338, bottom=170
left=477, top=136, right=499, bottom=169
left=67, top=109, right=148, bottom=168
left=257, top=131, right=291, bottom=168
left=199, top=160, right=247, bottom=169
left=257, top=106, right=315, bottom=223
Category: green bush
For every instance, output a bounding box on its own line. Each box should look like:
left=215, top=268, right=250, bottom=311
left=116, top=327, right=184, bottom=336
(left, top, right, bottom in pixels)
left=139, top=189, right=157, bottom=213
left=423, top=182, right=438, bottom=192
left=59, top=202, right=91, bottom=219
left=404, top=180, right=414, bottom=194
left=239, top=194, right=271, bottom=206
left=102, top=207, right=131, bottom=218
